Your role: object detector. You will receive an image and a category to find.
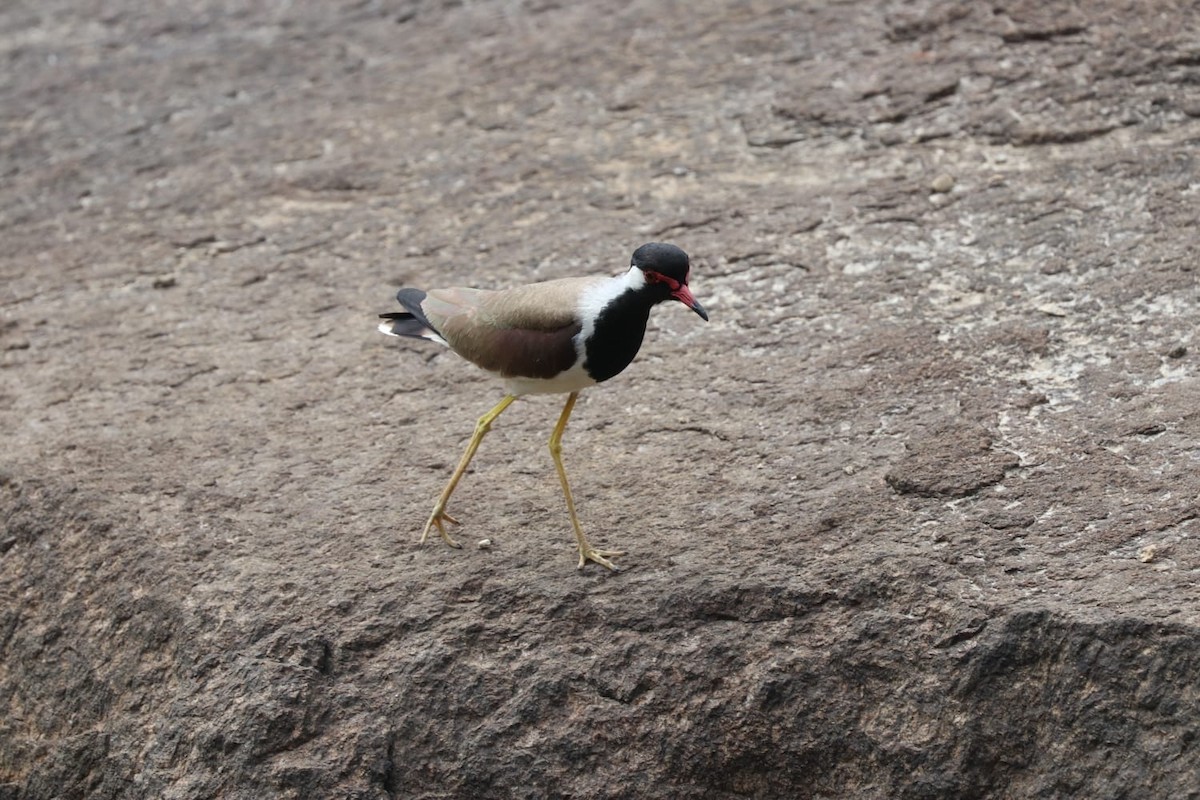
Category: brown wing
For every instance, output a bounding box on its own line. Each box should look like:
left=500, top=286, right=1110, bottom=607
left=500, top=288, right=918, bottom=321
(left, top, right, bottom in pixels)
left=422, top=277, right=603, bottom=380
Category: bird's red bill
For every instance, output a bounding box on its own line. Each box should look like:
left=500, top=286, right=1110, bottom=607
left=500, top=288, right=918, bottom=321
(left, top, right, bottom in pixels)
left=671, top=284, right=709, bottom=321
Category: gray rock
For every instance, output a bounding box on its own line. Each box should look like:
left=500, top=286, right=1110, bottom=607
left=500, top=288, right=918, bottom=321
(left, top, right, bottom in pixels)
left=3, top=1, right=1199, bottom=798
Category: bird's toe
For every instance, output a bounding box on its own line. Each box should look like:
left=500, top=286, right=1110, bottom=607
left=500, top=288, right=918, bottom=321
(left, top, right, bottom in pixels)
left=422, top=511, right=463, bottom=549
left=577, top=547, right=625, bottom=572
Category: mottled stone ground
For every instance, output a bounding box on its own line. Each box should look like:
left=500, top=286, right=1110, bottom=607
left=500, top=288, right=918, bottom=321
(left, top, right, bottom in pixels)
left=3, top=1, right=1199, bottom=797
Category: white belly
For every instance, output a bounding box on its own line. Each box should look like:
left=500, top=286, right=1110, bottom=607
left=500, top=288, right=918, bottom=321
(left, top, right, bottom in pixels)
left=502, top=358, right=596, bottom=396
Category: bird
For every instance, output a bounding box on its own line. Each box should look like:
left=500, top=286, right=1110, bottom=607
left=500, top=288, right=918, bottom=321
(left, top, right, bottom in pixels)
left=378, top=242, right=708, bottom=571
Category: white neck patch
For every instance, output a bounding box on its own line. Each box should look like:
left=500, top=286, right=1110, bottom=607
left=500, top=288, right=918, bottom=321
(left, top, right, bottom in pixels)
left=622, top=264, right=647, bottom=291
left=574, top=266, right=644, bottom=354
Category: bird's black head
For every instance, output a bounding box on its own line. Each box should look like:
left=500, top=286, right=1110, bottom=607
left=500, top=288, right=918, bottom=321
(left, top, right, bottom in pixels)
left=632, top=242, right=690, bottom=283
left=630, top=242, right=708, bottom=321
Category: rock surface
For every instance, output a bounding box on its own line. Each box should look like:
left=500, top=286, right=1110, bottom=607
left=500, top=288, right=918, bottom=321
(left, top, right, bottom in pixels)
left=3, top=1, right=1199, bottom=797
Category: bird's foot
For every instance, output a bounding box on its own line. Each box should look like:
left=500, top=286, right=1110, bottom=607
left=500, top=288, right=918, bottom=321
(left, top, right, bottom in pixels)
left=422, top=507, right=463, bottom=548
left=577, top=546, right=625, bottom=572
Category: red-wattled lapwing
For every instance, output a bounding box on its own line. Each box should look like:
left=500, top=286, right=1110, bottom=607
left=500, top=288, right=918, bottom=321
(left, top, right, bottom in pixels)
left=378, top=242, right=708, bottom=571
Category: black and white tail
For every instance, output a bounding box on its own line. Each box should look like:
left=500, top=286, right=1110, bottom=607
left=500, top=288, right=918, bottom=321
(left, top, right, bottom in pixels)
left=377, top=288, right=448, bottom=345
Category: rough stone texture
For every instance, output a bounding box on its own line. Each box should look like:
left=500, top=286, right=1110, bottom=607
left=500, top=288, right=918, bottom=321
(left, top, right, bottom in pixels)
left=2, top=1, right=1199, bottom=798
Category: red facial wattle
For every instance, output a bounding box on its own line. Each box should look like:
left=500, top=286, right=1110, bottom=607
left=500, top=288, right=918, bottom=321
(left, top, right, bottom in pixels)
left=645, top=270, right=709, bottom=321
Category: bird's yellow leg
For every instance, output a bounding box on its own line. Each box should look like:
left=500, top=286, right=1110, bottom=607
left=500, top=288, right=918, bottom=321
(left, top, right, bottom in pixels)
left=423, top=394, right=517, bottom=548
left=549, top=392, right=624, bottom=571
